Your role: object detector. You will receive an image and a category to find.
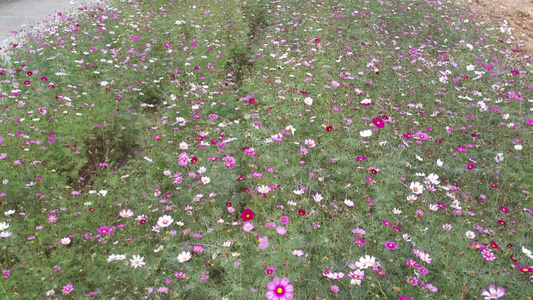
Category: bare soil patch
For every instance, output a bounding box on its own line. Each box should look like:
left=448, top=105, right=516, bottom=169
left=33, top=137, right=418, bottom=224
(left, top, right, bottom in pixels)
left=457, top=0, right=533, bottom=54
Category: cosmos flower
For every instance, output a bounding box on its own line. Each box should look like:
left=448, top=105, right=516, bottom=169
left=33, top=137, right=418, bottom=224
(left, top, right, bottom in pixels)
left=266, top=277, right=294, bottom=300
left=481, top=285, right=505, bottom=299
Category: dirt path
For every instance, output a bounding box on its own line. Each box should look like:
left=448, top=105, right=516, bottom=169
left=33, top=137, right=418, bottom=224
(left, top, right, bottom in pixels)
left=458, top=0, right=533, bottom=54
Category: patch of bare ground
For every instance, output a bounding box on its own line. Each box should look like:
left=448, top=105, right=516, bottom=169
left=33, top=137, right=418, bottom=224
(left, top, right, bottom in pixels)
left=455, top=0, right=533, bottom=55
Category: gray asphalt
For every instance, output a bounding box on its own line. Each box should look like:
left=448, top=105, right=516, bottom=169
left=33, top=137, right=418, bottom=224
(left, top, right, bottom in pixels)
left=0, top=0, right=91, bottom=51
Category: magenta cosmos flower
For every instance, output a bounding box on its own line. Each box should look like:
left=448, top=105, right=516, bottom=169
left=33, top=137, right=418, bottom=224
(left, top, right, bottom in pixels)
left=384, top=241, right=398, bottom=250
left=266, top=277, right=294, bottom=300
left=373, top=117, right=384, bottom=128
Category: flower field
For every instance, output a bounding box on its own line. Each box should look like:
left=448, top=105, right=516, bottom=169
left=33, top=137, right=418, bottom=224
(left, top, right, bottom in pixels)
left=0, top=0, right=532, bottom=299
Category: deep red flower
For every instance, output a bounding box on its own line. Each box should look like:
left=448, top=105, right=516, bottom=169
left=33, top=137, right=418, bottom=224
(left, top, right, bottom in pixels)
left=498, top=219, right=507, bottom=225
left=190, top=157, right=198, bottom=163
left=490, top=241, right=499, bottom=249
left=326, top=125, right=333, bottom=132
left=241, top=208, right=254, bottom=221
left=466, top=163, right=475, bottom=170
left=298, top=209, right=306, bottom=216
left=225, top=202, right=232, bottom=207
left=499, top=206, right=509, bottom=213
left=491, top=183, right=499, bottom=189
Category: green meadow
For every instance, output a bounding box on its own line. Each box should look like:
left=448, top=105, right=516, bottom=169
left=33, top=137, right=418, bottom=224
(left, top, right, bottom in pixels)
left=0, top=0, right=532, bottom=299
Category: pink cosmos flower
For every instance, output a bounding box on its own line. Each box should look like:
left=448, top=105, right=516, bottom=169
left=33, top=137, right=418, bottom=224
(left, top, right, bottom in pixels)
left=384, top=241, right=398, bottom=251
left=62, top=283, right=74, bottom=294
left=242, top=222, right=254, bottom=233
left=266, top=277, right=294, bottom=300
left=258, top=236, right=269, bottom=249
left=481, top=285, right=505, bottom=299
left=178, top=152, right=189, bottom=166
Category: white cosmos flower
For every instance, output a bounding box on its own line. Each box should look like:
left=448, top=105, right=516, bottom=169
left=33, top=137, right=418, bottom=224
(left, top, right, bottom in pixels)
left=360, top=129, right=372, bottom=137
left=201, top=176, right=210, bottom=184
left=426, top=173, right=440, bottom=185
left=344, top=199, right=354, bottom=207
left=285, top=125, right=296, bottom=135
left=355, top=255, right=376, bottom=269
left=177, top=251, right=192, bottom=263
left=393, top=208, right=402, bottom=214
left=514, top=145, right=522, bottom=151
left=304, top=97, right=313, bottom=105
left=98, top=190, right=108, bottom=197
left=61, top=237, right=71, bottom=245
left=313, top=193, right=324, bottom=202
left=257, top=185, right=271, bottom=194
left=522, top=247, right=533, bottom=259
left=410, top=182, right=424, bottom=194
left=119, top=209, right=134, bottom=218
left=157, top=215, right=174, bottom=227
left=130, top=255, right=145, bottom=268
left=465, top=231, right=476, bottom=239
left=406, top=195, right=417, bottom=203
left=293, top=189, right=304, bottom=195
left=0, top=222, right=9, bottom=231
left=437, top=159, right=443, bottom=167
left=292, top=249, right=304, bottom=256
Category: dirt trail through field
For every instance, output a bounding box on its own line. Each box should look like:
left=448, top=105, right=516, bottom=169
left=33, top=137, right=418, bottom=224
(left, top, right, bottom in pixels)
left=458, top=0, right=533, bottom=54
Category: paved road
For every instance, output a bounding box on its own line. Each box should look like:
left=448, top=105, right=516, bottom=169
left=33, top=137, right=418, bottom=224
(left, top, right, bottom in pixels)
left=0, top=0, right=90, bottom=51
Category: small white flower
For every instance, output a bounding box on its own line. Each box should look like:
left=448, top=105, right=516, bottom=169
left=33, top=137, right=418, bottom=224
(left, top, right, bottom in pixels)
left=292, top=249, right=304, bottom=256
left=436, top=159, right=443, bottom=167
left=179, top=141, right=189, bottom=150
left=61, top=237, right=71, bottom=245
left=313, top=193, right=323, bottom=202
left=360, top=129, right=372, bottom=137
left=98, top=190, right=108, bottom=197
left=176, top=221, right=184, bottom=226
left=157, top=215, right=174, bottom=227
left=393, top=208, right=402, bottom=214
left=350, top=279, right=362, bottom=285
left=46, top=290, right=55, bottom=297
left=285, top=125, right=296, bottom=135
left=522, top=246, right=533, bottom=259
left=223, top=240, right=233, bottom=247
left=406, top=195, right=417, bottom=203
left=119, top=209, right=134, bottom=218
left=514, top=145, right=522, bottom=151
left=4, top=210, right=15, bottom=216
left=116, top=254, right=126, bottom=260
left=344, top=199, right=354, bottom=207
left=293, top=189, right=304, bottom=195
left=465, top=231, right=476, bottom=239
left=410, top=182, right=424, bottom=194
left=0, top=222, right=9, bottom=231
left=177, top=251, right=192, bottom=263
left=130, top=255, right=145, bottom=268
left=201, top=176, right=210, bottom=184
left=287, top=200, right=297, bottom=206
left=442, top=224, right=452, bottom=230
left=304, top=97, right=313, bottom=105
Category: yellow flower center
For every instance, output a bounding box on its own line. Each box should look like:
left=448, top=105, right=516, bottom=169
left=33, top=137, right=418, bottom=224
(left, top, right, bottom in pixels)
left=276, top=287, right=283, bottom=294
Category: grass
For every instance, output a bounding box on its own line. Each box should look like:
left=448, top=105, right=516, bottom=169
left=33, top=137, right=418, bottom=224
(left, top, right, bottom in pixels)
left=0, top=0, right=532, bottom=299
